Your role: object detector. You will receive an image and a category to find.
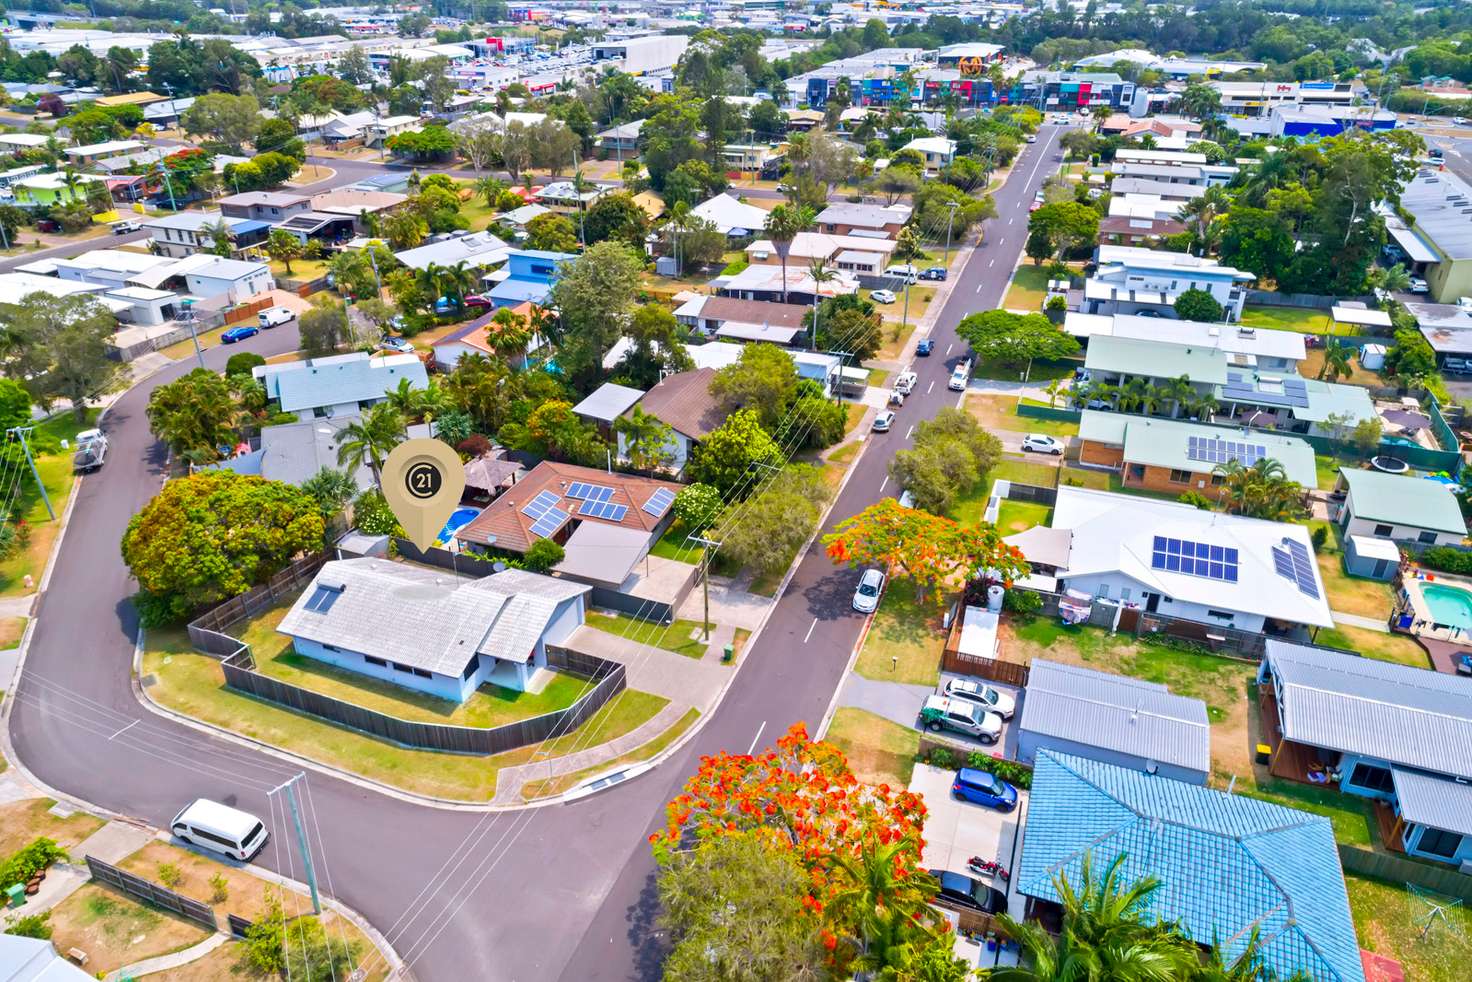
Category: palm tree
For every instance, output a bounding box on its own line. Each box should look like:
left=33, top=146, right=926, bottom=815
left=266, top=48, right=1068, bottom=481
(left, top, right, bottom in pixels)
left=440, top=260, right=480, bottom=314
left=1184, top=390, right=1219, bottom=422
left=766, top=203, right=816, bottom=304
left=1177, top=187, right=1228, bottom=257
left=1370, top=263, right=1411, bottom=294
left=1318, top=338, right=1353, bottom=382
left=1214, top=457, right=1306, bottom=521
left=334, top=402, right=406, bottom=487
left=300, top=466, right=360, bottom=522
left=1091, top=104, right=1112, bottom=131
left=1162, top=374, right=1195, bottom=419
left=473, top=176, right=503, bottom=209
left=828, top=836, right=938, bottom=971
left=1117, top=377, right=1153, bottom=414
left=1044, top=378, right=1066, bottom=408
left=487, top=306, right=532, bottom=360
left=414, top=262, right=448, bottom=314
left=807, top=258, right=838, bottom=350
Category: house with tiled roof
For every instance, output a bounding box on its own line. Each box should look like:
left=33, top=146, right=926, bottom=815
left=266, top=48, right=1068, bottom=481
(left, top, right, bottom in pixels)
left=629, top=368, right=724, bottom=474
left=430, top=301, right=545, bottom=369
left=1019, top=751, right=1366, bottom=982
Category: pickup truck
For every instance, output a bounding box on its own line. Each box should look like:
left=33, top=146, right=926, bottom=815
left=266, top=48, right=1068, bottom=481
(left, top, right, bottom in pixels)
left=72, top=428, right=107, bottom=472
left=919, top=694, right=1001, bottom=745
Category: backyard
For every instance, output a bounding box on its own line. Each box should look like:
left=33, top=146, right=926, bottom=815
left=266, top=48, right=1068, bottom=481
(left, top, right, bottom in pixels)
left=824, top=707, right=920, bottom=787
left=0, top=409, right=100, bottom=597
left=855, top=579, right=943, bottom=686
left=1347, top=873, right=1472, bottom=982
left=1238, top=305, right=1333, bottom=335
left=47, top=884, right=212, bottom=978
left=994, top=500, right=1052, bottom=534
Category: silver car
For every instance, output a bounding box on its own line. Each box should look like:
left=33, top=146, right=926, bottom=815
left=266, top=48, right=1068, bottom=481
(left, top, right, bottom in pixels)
left=944, top=678, right=1016, bottom=720
left=852, top=568, right=886, bottom=613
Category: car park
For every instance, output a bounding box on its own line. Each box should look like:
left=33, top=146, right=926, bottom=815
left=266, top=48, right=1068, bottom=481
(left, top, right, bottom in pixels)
left=258, top=305, right=295, bottom=329
left=379, top=335, right=415, bottom=354
left=916, top=338, right=934, bottom=356
left=1021, top=434, right=1064, bottom=455
left=952, top=767, right=1019, bottom=811
left=221, top=325, right=259, bottom=344
left=948, top=359, right=971, bottom=391
left=921, top=266, right=947, bottom=281
left=872, top=410, right=895, bottom=432
left=170, top=799, right=269, bottom=861
left=929, top=870, right=1008, bottom=914
left=871, top=289, right=897, bottom=304
left=919, top=694, right=1002, bottom=744
left=943, top=678, right=1016, bottom=719
left=852, top=568, right=886, bottom=613
left=895, top=371, right=917, bottom=395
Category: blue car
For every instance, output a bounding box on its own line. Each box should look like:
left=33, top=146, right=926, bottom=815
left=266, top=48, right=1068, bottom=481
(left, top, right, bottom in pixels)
left=221, top=326, right=259, bottom=344
left=952, top=768, right=1018, bottom=812
left=916, top=338, right=934, bottom=356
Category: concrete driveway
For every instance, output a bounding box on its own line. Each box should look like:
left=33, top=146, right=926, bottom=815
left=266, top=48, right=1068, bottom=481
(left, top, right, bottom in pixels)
left=910, top=762, right=1024, bottom=881
left=837, top=672, right=1025, bottom=759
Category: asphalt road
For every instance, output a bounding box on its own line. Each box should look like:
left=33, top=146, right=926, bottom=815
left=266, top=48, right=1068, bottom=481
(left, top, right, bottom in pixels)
left=3, top=124, right=1064, bottom=982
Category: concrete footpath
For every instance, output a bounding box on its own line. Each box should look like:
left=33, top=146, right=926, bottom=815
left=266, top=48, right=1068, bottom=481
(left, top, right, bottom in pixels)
left=104, top=933, right=232, bottom=982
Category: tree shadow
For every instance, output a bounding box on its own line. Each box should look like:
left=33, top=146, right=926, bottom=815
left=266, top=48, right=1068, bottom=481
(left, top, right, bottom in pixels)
left=624, top=869, right=668, bottom=982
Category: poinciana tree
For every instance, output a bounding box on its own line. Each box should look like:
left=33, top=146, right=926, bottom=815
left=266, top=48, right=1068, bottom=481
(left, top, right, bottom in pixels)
left=823, top=497, right=1030, bottom=604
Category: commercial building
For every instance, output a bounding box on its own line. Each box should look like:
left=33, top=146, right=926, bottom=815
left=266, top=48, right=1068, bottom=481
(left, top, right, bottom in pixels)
left=1397, top=168, right=1472, bottom=305
left=1011, top=71, right=1134, bottom=111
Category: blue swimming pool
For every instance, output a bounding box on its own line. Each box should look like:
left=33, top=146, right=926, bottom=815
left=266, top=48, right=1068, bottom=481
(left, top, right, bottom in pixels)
left=1422, top=582, right=1472, bottom=632
left=436, top=506, right=480, bottom=546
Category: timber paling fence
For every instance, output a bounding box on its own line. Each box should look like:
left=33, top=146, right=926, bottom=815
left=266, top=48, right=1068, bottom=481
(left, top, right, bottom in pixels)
left=86, top=856, right=218, bottom=931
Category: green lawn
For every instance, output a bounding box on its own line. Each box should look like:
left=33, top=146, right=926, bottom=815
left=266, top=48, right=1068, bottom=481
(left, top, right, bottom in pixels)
left=648, top=521, right=703, bottom=564
left=972, top=357, right=1078, bottom=383
left=1238, top=305, right=1334, bottom=335
left=1058, top=465, right=1114, bottom=491
left=521, top=706, right=701, bottom=800
left=1347, top=873, right=1472, bottom=982
left=1308, top=520, right=1399, bottom=620
left=0, top=409, right=100, bottom=597
left=1315, top=454, right=1345, bottom=491
left=995, top=500, right=1051, bottom=534
left=1317, top=624, right=1430, bottom=669
left=855, top=578, right=942, bottom=686
left=1241, top=778, right=1375, bottom=845
left=993, top=457, right=1066, bottom=487
left=584, top=611, right=715, bottom=659
left=1002, top=264, right=1050, bottom=311
left=967, top=393, right=1079, bottom=438
left=266, top=257, right=329, bottom=283
left=824, top=707, right=920, bottom=787
left=867, top=367, right=892, bottom=388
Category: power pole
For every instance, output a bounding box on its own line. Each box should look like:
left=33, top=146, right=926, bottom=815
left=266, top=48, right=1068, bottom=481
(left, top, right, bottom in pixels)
left=943, top=200, right=959, bottom=267
left=156, top=160, right=177, bottom=212
left=828, top=349, right=853, bottom=406
left=690, top=536, right=720, bottom=641
left=9, top=427, right=53, bottom=521
left=270, top=774, right=321, bottom=915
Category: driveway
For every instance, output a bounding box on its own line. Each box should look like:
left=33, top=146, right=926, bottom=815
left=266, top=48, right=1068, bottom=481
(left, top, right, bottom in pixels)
left=837, top=672, right=1024, bottom=760
left=909, top=761, right=1023, bottom=889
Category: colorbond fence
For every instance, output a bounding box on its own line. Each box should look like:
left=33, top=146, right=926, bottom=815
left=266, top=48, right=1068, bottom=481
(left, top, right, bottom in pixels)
left=86, top=856, right=218, bottom=931
left=1338, top=845, right=1472, bottom=902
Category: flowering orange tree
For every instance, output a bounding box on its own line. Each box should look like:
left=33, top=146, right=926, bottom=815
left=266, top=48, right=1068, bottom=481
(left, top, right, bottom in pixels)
left=823, top=497, right=1030, bottom=603
left=652, top=722, right=944, bottom=971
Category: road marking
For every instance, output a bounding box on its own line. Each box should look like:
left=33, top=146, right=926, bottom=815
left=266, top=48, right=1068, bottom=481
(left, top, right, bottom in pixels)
left=747, top=721, right=767, bottom=755
left=803, top=618, right=818, bottom=643
left=905, top=424, right=914, bottom=439
left=1024, top=137, right=1052, bottom=188
left=946, top=343, right=954, bottom=357
left=879, top=474, right=890, bottom=494
left=1007, top=217, right=1013, bottom=225
left=109, top=720, right=138, bottom=741
left=988, top=259, right=995, bottom=267
left=997, top=237, right=1005, bottom=247
left=927, top=379, right=935, bottom=394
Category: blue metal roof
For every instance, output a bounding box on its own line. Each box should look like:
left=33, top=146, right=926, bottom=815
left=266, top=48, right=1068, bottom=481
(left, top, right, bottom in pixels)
left=489, top=278, right=553, bottom=305
left=230, top=219, right=273, bottom=235
left=1019, top=752, right=1365, bottom=982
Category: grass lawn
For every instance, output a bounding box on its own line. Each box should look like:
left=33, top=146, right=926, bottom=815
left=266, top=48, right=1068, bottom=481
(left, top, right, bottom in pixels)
left=1005, top=617, right=1257, bottom=775
left=234, top=602, right=587, bottom=726
left=720, top=255, right=749, bottom=275
left=1315, top=454, right=1345, bottom=491
left=1308, top=520, right=1398, bottom=620
left=520, top=707, right=701, bottom=800
left=1318, top=624, right=1430, bottom=668
left=843, top=401, right=868, bottom=436
left=0, top=797, right=105, bottom=859
left=47, top=883, right=211, bottom=978
left=993, top=457, right=1065, bottom=487
left=967, top=393, right=1079, bottom=438
left=1002, top=264, right=1050, bottom=312
left=855, top=578, right=943, bottom=686
left=1238, top=305, right=1334, bottom=335
left=875, top=319, right=917, bottom=363
left=995, top=500, right=1051, bottom=534
left=868, top=367, right=892, bottom=388
left=142, top=627, right=668, bottom=801
left=0, top=616, right=25, bottom=649
left=824, top=707, right=920, bottom=787
left=1241, top=778, right=1375, bottom=845
left=648, top=521, right=703, bottom=564
left=0, top=410, right=100, bottom=597
left=1058, top=465, right=1113, bottom=490
left=585, top=611, right=714, bottom=659
left=828, top=441, right=861, bottom=466
left=1347, top=873, right=1472, bottom=982
left=266, top=258, right=329, bottom=283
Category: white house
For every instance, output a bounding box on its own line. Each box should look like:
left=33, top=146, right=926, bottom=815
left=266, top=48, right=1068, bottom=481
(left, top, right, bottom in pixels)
left=183, top=257, right=274, bottom=304
left=1063, top=312, right=1306, bottom=374
left=252, top=351, right=428, bottom=421
left=394, top=230, right=510, bottom=272
left=900, top=136, right=957, bottom=173
left=368, top=115, right=422, bottom=146
left=1333, top=468, right=1467, bottom=547
left=689, top=192, right=770, bottom=237
left=1085, top=246, right=1256, bottom=321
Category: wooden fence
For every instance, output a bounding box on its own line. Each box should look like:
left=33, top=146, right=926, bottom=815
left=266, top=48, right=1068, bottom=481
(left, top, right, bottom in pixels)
left=227, top=913, right=254, bottom=939
left=86, top=856, right=218, bottom=931
left=187, top=553, right=328, bottom=656
left=1338, top=845, right=1472, bottom=902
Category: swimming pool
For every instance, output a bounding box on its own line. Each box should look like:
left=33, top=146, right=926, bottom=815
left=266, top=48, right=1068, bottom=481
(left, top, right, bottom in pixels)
left=1421, top=582, right=1472, bottom=632
left=435, top=506, right=480, bottom=546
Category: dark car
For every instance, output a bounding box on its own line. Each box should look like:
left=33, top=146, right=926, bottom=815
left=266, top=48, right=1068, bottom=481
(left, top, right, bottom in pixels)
left=916, top=338, right=934, bottom=356
left=953, top=768, right=1019, bottom=812
left=929, top=870, right=1007, bottom=914
left=221, top=325, right=260, bottom=344
left=921, top=266, right=947, bottom=281
left=1457, top=652, right=1472, bottom=676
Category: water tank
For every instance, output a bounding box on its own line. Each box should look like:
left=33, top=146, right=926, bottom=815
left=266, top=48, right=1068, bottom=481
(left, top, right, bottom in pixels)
left=986, top=584, right=1005, bottom=613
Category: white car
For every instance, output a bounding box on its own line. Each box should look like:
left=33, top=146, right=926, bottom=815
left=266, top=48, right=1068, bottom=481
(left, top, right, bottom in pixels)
left=852, top=568, right=886, bottom=613
left=894, top=371, right=918, bottom=394
left=944, top=678, right=1017, bottom=720
left=871, top=289, right=897, bottom=304
left=1410, top=277, right=1430, bottom=293
left=258, top=305, right=296, bottom=328
left=872, top=410, right=895, bottom=432
left=1458, top=297, right=1472, bottom=312
left=1021, top=434, right=1064, bottom=455
left=948, top=360, right=971, bottom=391
left=1025, top=133, right=1038, bottom=143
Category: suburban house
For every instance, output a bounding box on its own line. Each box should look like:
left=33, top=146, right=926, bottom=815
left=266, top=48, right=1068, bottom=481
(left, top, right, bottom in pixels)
left=572, top=382, right=646, bottom=438
left=453, top=461, right=692, bottom=619
left=629, top=367, right=723, bottom=474
left=271, top=210, right=357, bottom=247
left=1258, top=640, right=1472, bottom=867
left=368, top=114, right=423, bottom=146
left=900, top=136, right=957, bottom=173
left=1018, top=751, right=1365, bottom=982
left=1084, top=246, right=1255, bottom=321
left=743, top=231, right=899, bottom=281
left=144, top=212, right=272, bottom=259
left=1018, top=660, right=1210, bottom=785
left=1332, top=467, right=1467, bottom=546
left=674, top=295, right=810, bottom=345
left=430, top=301, right=544, bottom=368
left=497, top=203, right=551, bottom=232
left=1008, top=485, right=1333, bottom=634
left=208, top=415, right=421, bottom=492
left=311, top=189, right=408, bottom=233
left=10, top=171, right=107, bottom=208
left=689, top=192, right=770, bottom=238
left=183, top=257, right=274, bottom=304
left=62, top=139, right=145, bottom=164
left=596, top=119, right=644, bottom=156
left=252, top=352, right=428, bottom=421
left=488, top=249, right=574, bottom=308
left=217, top=190, right=312, bottom=223
left=1098, top=210, right=1187, bottom=246
left=1109, top=177, right=1208, bottom=202
left=1066, top=313, right=1306, bottom=374
left=277, top=558, right=590, bottom=701
left=1076, top=412, right=1318, bottom=499
left=534, top=180, right=610, bottom=212
left=686, top=339, right=842, bottom=397
left=715, top=263, right=859, bottom=305
left=814, top=202, right=910, bottom=238
left=36, top=248, right=174, bottom=290
left=395, top=230, right=511, bottom=273
left=1388, top=168, right=1471, bottom=304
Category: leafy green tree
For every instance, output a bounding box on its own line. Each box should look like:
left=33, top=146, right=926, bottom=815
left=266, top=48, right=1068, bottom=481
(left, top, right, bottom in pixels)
left=0, top=378, right=31, bottom=435
left=499, top=400, right=607, bottom=466
left=582, top=192, right=649, bottom=249
left=241, top=889, right=360, bottom=982
left=912, top=181, right=996, bottom=240
left=956, top=310, right=1080, bottom=368
left=387, top=126, right=457, bottom=161
left=121, top=473, right=323, bottom=625
left=640, top=94, right=704, bottom=190
left=3, top=911, right=51, bottom=939
left=1173, top=288, right=1224, bottom=323
left=299, top=467, right=358, bottom=522
left=689, top=409, right=783, bottom=497
left=4, top=294, right=118, bottom=419
left=713, top=464, right=830, bottom=578
left=614, top=405, right=675, bottom=474
left=1027, top=200, right=1099, bottom=261
left=525, top=212, right=579, bottom=252
left=146, top=368, right=237, bottom=462
left=663, top=158, right=728, bottom=209
left=1218, top=206, right=1294, bottom=281
left=612, top=303, right=693, bottom=390
left=710, top=342, right=797, bottom=431
left=548, top=241, right=644, bottom=387
left=888, top=408, right=1001, bottom=515
left=1214, top=458, right=1306, bottom=522
left=672, top=483, right=722, bottom=534
left=383, top=210, right=429, bottom=251
left=524, top=537, right=566, bottom=573
left=180, top=93, right=260, bottom=153
left=298, top=298, right=349, bottom=358
left=809, top=294, right=884, bottom=362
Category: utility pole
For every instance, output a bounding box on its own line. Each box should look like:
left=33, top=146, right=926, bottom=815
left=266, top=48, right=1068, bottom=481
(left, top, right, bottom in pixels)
left=9, top=427, right=53, bottom=521
left=270, top=774, right=321, bottom=915
left=690, top=536, right=720, bottom=642
left=829, top=349, right=853, bottom=406
left=156, top=160, right=177, bottom=212
left=179, top=300, right=204, bottom=370
left=943, top=200, right=958, bottom=267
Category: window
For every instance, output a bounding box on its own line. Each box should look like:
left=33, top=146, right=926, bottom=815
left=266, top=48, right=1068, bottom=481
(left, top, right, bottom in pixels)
left=392, top=661, right=414, bottom=674
left=462, top=657, right=479, bottom=680
left=412, top=667, right=432, bottom=679
left=1168, top=469, right=1192, bottom=485
left=1096, top=584, right=1111, bottom=599
left=364, top=655, right=387, bottom=667
left=190, top=826, right=237, bottom=848
left=322, top=643, right=339, bottom=653
left=1120, top=587, right=1132, bottom=601
left=1419, top=531, right=1438, bottom=544
left=1210, top=473, right=1225, bottom=486
left=1373, top=524, right=1393, bottom=537
left=1206, top=609, right=1234, bottom=620
left=1349, top=762, right=1394, bottom=794
left=1417, top=827, right=1464, bottom=860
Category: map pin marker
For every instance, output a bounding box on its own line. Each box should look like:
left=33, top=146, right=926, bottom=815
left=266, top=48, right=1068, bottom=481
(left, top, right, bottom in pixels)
left=381, top=438, right=466, bottom=552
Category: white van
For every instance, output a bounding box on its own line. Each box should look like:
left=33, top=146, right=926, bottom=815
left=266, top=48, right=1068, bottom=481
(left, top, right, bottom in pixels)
left=171, top=799, right=268, bottom=861
left=258, top=306, right=295, bottom=329
left=948, top=359, right=972, bottom=392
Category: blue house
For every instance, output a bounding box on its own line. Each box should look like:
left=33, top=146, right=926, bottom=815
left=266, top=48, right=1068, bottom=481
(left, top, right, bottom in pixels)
left=488, top=248, right=575, bottom=309
left=276, top=558, right=590, bottom=702
left=1019, top=751, right=1365, bottom=982
left=1259, top=640, right=1472, bottom=867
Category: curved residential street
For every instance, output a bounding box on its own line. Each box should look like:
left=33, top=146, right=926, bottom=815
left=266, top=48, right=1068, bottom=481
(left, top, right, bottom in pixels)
left=3, top=125, right=1065, bottom=981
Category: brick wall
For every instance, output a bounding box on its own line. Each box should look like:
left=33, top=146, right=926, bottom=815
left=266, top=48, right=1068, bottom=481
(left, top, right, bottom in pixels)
left=1077, top=440, right=1123, bottom=468
left=1121, top=463, right=1221, bottom=498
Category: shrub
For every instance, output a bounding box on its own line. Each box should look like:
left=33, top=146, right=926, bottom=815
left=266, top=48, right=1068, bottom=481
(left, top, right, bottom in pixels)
left=0, top=838, right=66, bottom=888
left=1177, top=490, right=1214, bottom=511
left=225, top=352, right=266, bottom=378
left=1418, top=545, right=1472, bottom=575
left=524, top=537, right=565, bottom=573
left=1310, top=525, right=1329, bottom=552
left=1002, top=589, right=1042, bottom=618
left=352, top=489, right=402, bottom=536
left=456, top=434, right=493, bottom=459
left=209, top=872, right=229, bottom=903
left=3, top=912, right=51, bottom=939
left=964, top=752, right=1033, bottom=790
left=925, top=746, right=956, bottom=770
left=1045, top=294, right=1067, bottom=312
left=157, top=862, right=183, bottom=888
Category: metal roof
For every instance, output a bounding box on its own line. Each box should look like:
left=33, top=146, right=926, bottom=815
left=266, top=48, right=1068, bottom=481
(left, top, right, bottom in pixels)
left=1118, top=416, right=1318, bottom=487
left=1264, top=640, right=1472, bottom=779
left=1084, top=335, right=1229, bottom=385
left=256, top=352, right=428, bottom=413
left=1339, top=468, right=1467, bottom=535
left=1020, top=660, right=1210, bottom=773
left=1019, top=752, right=1365, bottom=982
left=1401, top=168, right=1472, bottom=262
left=1392, top=767, right=1472, bottom=837
left=572, top=382, right=646, bottom=423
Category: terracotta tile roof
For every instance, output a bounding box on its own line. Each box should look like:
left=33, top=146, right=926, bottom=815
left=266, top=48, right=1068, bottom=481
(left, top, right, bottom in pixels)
left=637, top=367, right=724, bottom=440
left=454, top=460, right=682, bottom=555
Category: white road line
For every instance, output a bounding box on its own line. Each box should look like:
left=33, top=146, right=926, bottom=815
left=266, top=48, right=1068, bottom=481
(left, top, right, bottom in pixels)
left=945, top=343, right=954, bottom=357
left=1007, top=217, right=1013, bottom=225
left=905, top=424, right=915, bottom=439
left=1023, top=137, right=1052, bottom=188
left=927, top=379, right=935, bottom=394
left=803, top=618, right=818, bottom=644
left=988, top=259, right=995, bottom=267
left=976, top=282, right=984, bottom=293
left=747, top=721, right=767, bottom=755
left=997, top=237, right=1005, bottom=247
left=879, top=474, right=890, bottom=494
left=109, top=719, right=139, bottom=741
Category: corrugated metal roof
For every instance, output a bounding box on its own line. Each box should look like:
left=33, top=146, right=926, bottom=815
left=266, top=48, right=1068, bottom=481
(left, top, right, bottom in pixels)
left=1265, top=640, right=1472, bottom=779
left=1085, top=336, right=1229, bottom=385
left=1019, top=752, right=1365, bottom=982
left=1119, top=416, right=1318, bottom=487
left=1392, top=767, right=1472, bottom=836
left=1020, top=660, right=1210, bottom=773
left=1339, top=468, right=1467, bottom=535
left=270, top=353, right=428, bottom=414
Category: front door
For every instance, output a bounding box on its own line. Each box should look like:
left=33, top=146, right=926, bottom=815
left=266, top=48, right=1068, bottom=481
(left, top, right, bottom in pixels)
left=1144, top=592, right=1160, bottom=613
left=1372, top=558, right=1390, bottom=579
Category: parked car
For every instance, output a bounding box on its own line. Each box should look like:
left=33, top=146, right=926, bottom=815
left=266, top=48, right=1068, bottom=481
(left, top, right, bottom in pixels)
left=919, top=694, right=1002, bottom=744
left=871, top=289, right=897, bottom=304
left=929, top=870, right=1008, bottom=914
left=1021, top=434, right=1064, bottom=455
left=944, top=678, right=1016, bottom=719
left=921, top=266, right=947, bottom=281
left=952, top=768, right=1019, bottom=811
left=464, top=294, right=493, bottom=310
left=884, top=264, right=919, bottom=284
left=948, top=359, right=971, bottom=392
left=1456, top=652, right=1472, bottom=676
left=34, top=219, right=59, bottom=233
left=379, top=335, right=415, bottom=354
left=171, top=799, right=268, bottom=862
left=221, top=325, right=259, bottom=344
left=258, top=305, right=295, bottom=329
left=72, top=429, right=107, bottom=472
left=895, top=371, right=918, bottom=395
left=852, top=568, right=886, bottom=613
left=110, top=219, right=141, bottom=235
left=872, top=410, right=895, bottom=432
left=1410, top=277, right=1430, bottom=293
left=1135, top=309, right=1165, bottom=318
left=1457, top=296, right=1472, bottom=312
left=1029, top=199, right=1043, bottom=212
left=916, top=337, right=934, bottom=356
left=1025, top=133, right=1038, bottom=143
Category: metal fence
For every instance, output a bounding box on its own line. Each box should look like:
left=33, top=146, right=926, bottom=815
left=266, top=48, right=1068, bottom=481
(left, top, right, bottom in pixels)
left=1003, top=481, right=1058, bottom=505
left=1338, top=845, right=1472, bottom=902
left=1016, top=403, right=1082, bottom=423
left=1244, top=289, right=1375, bottom=310
left=85, top=856, right=218, bottom=931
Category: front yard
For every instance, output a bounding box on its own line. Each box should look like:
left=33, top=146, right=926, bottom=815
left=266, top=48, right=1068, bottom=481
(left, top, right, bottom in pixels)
left=0, top=409, right=101, bottom=597
left=855, top=578, right=943, bottom=686
left=824, top=707, right=920, bottom=787
left=47, top=884, right=210, bottom=978
left=966, top=393, right=1079, bottom=439
left=584, top=611, right=716, bottom=659
left=1001, top=264, right=1050, bottom=312
left=0, top=798, right=104, bottom=858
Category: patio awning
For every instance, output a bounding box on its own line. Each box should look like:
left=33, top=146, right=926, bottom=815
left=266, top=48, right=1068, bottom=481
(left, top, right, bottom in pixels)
left=1392, top=766, right=1472, bottom=837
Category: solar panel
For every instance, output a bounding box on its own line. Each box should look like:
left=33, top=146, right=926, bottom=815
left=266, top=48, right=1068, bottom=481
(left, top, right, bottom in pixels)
left=528, top=506, right=569, bottom=539
left=1272, top=537, right=1320, bottom=599
left=1186, top=436, right=1268, bottom=466
left=566, top=482, right=616, bottom=502
left=643, top=487, right=676, bottom=518
left=579, top=499, right=628, bottom=522
left=522, top=490, right=562, bottom=520
left=1150, top=535, right=1239, bottom=582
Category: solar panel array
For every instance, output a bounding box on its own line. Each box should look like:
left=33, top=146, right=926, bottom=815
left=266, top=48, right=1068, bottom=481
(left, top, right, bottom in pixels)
left=523, top=489, right=570, bottom=539
left=1186, top=436, right=1267, bottom=466
left=643, top=487, right=676, bottom=518
left=579, top=499, right=629, bottom=522
left=1150, top=536, right=1240, bottom=582
left=566, top=482, right=616, bottom=503
left=1272, top=537, right=1320, bottom=599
